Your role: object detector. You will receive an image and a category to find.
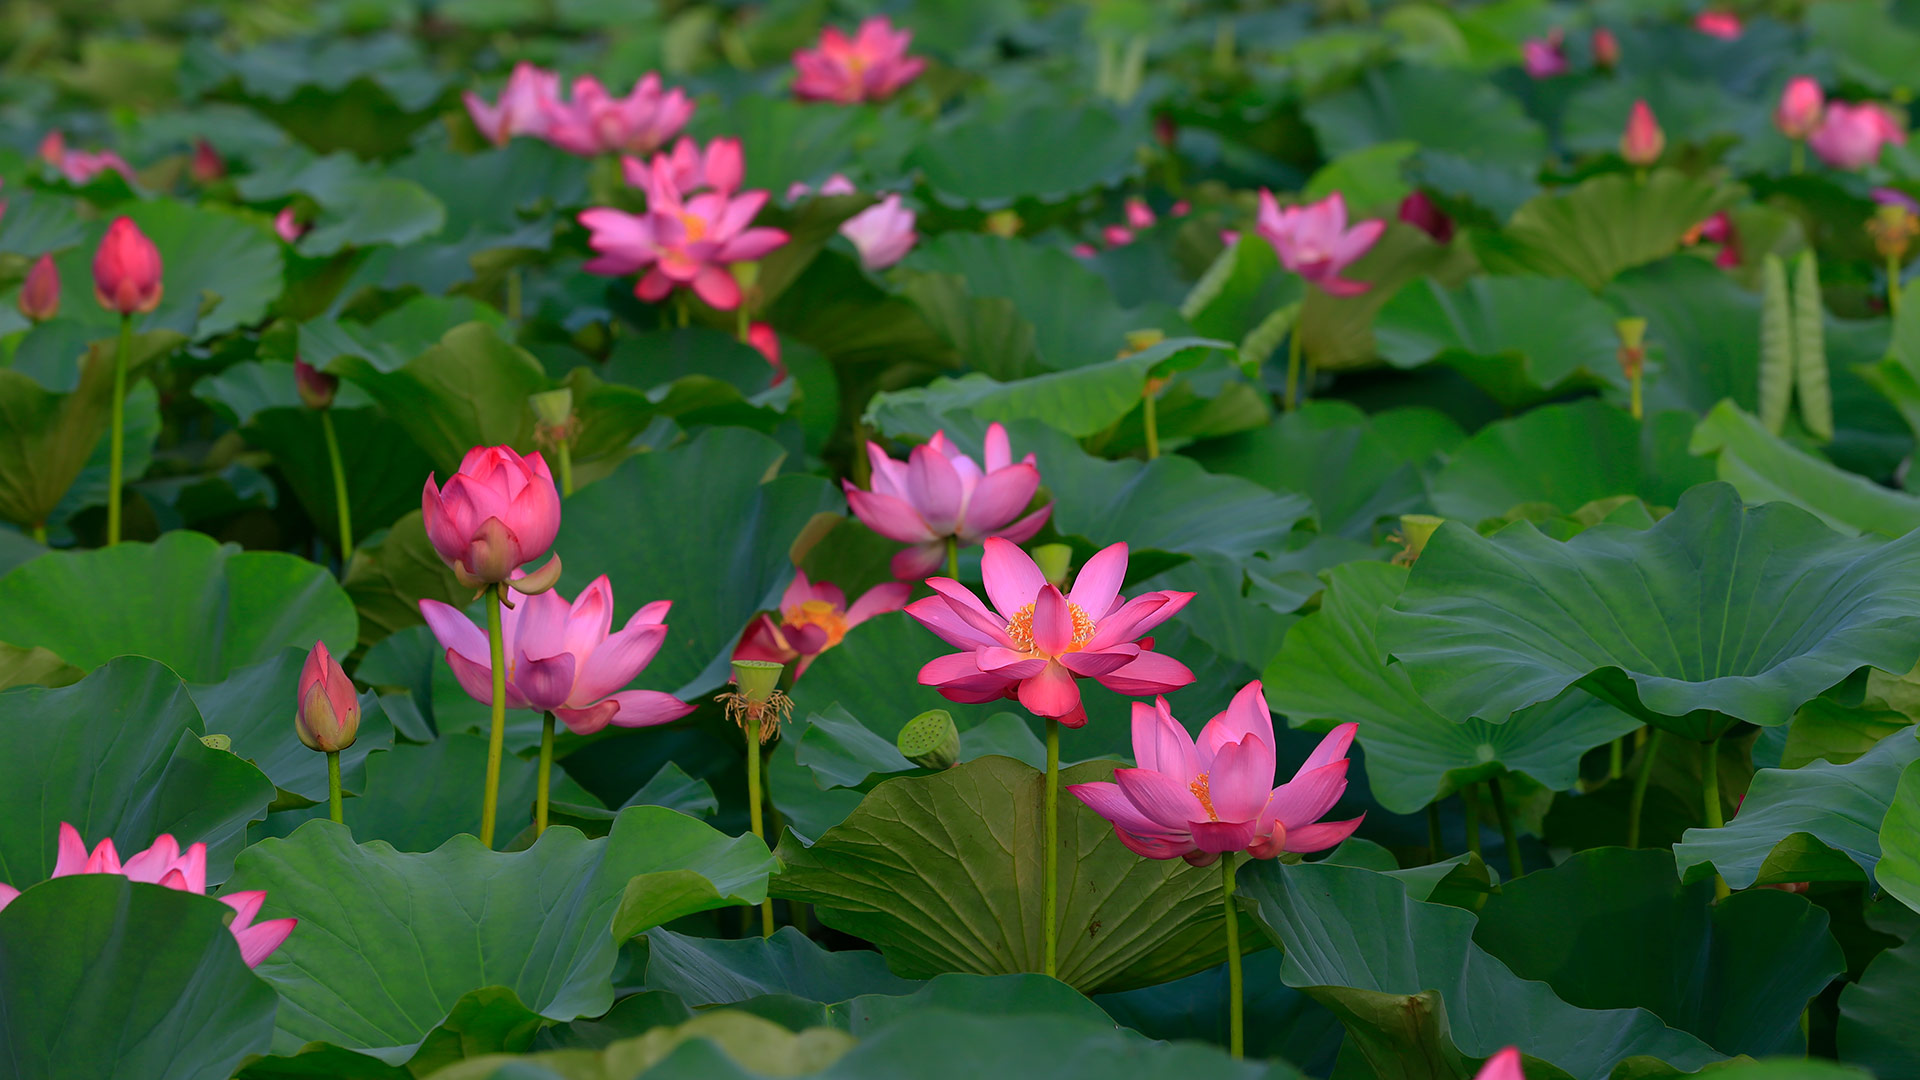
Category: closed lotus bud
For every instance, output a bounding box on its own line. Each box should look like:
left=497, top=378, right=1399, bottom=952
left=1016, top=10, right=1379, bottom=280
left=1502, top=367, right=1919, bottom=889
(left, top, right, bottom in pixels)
left=1775, top=77, right=1824, bottom=141
left=1030, top=543, right=1073, bottom=588
left=18, top=253, right=59, bottom=322
left=295, top=359, right=337, bottom=410
left=296, top=641, right=360, bottom=752
left=92, top=216, right=163, bottom=315
left=898, top=709, right=960, bottom=770
left=1620, top=100, right=1665, bottom=168
left=1592, top=27, right=1620, bottom=71
left=190, top=138, right=225, bottom=184
left=730, top=659, right=784, bottom=704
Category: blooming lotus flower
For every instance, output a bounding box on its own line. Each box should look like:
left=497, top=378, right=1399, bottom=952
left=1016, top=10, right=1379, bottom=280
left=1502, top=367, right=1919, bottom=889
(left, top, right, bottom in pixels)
left=1694, top=10, right=1742, bottom=39
left=466, top=62, right=560, bottom=146
left=421, top=575, right=695, bottom=735
left=1620, top=99, right=1665, bottom=167
left=1255, top=191, right=1384, bottom=297
left=840, top=194, right=918, bottom=270
left=905, top=538, right=1194, bottom=726
left=1592, top=27, right=1620, bottom=70
left=734, top=571, right=912, bottom=677
left=1775, top=77, right=1824, bottom=140
left=18, top=253, right=58, bottom=322
left=1522, top=31, right=1567, bottom=78
left=542, top=74, right=694, bottom=157
left=1810, top=102, right=1906, bottom=171
left=93, top=216, right=163, bottom=315
left=41, top=132, right=136, bottom=186
left=579, top=161, right=789, bottom=311
left=1068, top=682, right=1362, bottom=866
left=421, top=445, right=563, bottom=589
left=844, top=423, right=1053, bottom=580
left=0, top=824, right=295, bottom=968
left=296, top=641, right=359, bottom=752
left=748, top=322, right=785, bottom=384
left=1397, top=190, right=1454, bottom=243
left=624, top=136, right=743, bottom=198
left=792, top=16, right=926, bottom=104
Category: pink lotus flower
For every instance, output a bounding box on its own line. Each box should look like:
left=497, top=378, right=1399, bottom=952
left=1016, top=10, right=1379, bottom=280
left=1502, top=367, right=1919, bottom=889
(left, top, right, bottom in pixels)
left=542, top=74, right=694, bottom=157
left=841, top=194, right=918, bottom=269
left=1125, top=198, right=1156, bottom=229
left=734, top=571, right=911, bottom=678
left=1477, top=1048, right=1525, bottom=1080
left=40, top=131, right=135, bottom=185
left=1620, top=99, right=1665, bottom=167
left=1397, top=190, right=1454, bottom=243
left=579, top=161, right=789, bottom=311
left=465, top=62, right=560, bottom=146
left=1071, top=242, right=1098, bottom=258
left=1687, top=210, right=1742, bottom=269
left=1102, top=224, right=1135, bottom=247
left=748, top=321, right=785, bottom=384
left=274, top=207, right=309, bottom=244
left=0, top=824, right=294, bottom=968
left=421, top=445, right=563, bottom=589
left=1255, top=191, right=1384, bottom=297
left=843, top=423, right=1053, bottom=580
left=1522, top=31, right=1567, bottom=78
left=420, top=575, right=694, bottom=735
left=18, top=253, right=58, bottom=322
left=1809, top=102, right=1906, bottom=171
left=1592, top=27, right=1620, bottom=70
left=905, top=538, right=1194, bottom=726
left=792, top=16, right=926, bottom=104
left=1694, top=11, right=1742, bottom=39
left=1068, top=682, right=1362, bottom=866
left=1776, top=77, right=1824, bottom=140
left=624, top=136, right=743, bottom=198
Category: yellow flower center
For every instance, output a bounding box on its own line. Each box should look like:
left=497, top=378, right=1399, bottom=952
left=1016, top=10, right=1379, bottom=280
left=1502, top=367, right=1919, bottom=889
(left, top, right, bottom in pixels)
left=783, top=600, right=849, bottom=649
left=1004, top=600, right=1096, bottom=655
left=677, top=210, right=709, bottom=242
left=1189, top=773, right=1218, bottom=821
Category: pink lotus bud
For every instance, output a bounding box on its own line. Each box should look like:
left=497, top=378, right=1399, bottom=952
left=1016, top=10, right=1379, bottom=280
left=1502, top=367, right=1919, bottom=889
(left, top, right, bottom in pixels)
left=1171, top=200, right=1191, bottom=217
left=1153, top=113, right=1177, bottom=148
left=748, top=322, right=786, bottom=384
left=295, top=359, right=338, bottom=410
left=190, top=138, right=224, bottom=184
left=1620, top=100, right=1665, bottom=167
left=1102, top=224, right=1135, bottom=247
left=839, top=193, right=918, bottom=270
left=421, top=445, right=563, bottom=587
left=1071, top=243, right=1097, bottom=258
left=18, top=253, right=59, bottom=322
left=1522, top=30, right=1567, bottom=79
left=1475, top=1048, right=1526, bottom=1080
left=1592, top=28, right=1620, bottom=70
left=1397, top=190, right=1454, bottom=243
left=296, top=641, right=359, bottom=752
left=274, top=207, right=309, bottom=244
left=38, top=131, right=64, bottom=168
left=1776, top=78, right=1824, bottom=140
left=1694, top=11, right=1742, bottom=39
left=1125, top=198, right=1156, bottom=229
left=92, top=216, right=163, bottom=315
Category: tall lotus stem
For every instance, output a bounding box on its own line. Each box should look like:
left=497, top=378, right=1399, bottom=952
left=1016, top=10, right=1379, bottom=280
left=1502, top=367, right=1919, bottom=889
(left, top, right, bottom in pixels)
left=1616, top=317, right=1647, bottom=422
left=1043, top=717, right=1061, bottom=976
left=1284, top=327, right=1303, bottom=412
left=1460, top=782, right=1483, bottom=859
left=480, top=584, right=509, bottom=848
left=1221, top=853, right=1244, bottom=1058
left=320, top=411, right=353, bottom=563
left=1703, top=737, right=1729, bottom=900
left=536, top=711, right=555, bottom=838
left=946, top=535, right=960, bottom=581
left=107, top=314, right=131, bottom=544
left=1488, top=774, right=1523, bottom=879
left=1427, top=803, right=1445, bottom=861
left=1791, top=141, right=1805, bottom=175
left=327, top=751, right=343, bottom=824
left=1628, top=730, right=1664, bottom=848
left=723, top=659, right=789, bottom=937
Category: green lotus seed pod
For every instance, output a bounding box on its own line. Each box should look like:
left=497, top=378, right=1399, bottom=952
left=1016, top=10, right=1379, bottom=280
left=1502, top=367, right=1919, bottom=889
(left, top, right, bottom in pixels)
left=1398, top=514, right=1445, bottom=561
left=529, top=387, right=574, bottom=427
left=897, top=709, right=960, bottom=770
left=1030, top=543, right=1073, bottom=588
left=731, top=659, right=785, bottom=703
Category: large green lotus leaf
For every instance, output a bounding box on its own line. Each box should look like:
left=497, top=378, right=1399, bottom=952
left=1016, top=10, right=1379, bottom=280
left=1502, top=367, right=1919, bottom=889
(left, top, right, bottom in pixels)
left=1877, top=757, right=1920, bottom=914
left=1264, top=561, right=1641, bottom=814
left=184, top=33, right=450, bottom=157
left=342, top=511, right=469, bottom=649
left=553, top=426, right=840, bottom=696
left=1429, top=401, right=1712, bottom=523
left=687, top=96, right=865, bottom=195
left=1238, top=860, right=1722, bottom=1080
left=1179, top=235, right=1293, bottom=344
left=787, top=613, right=1004, bottom=740
left=908, top=107, right=1144, bottom=208
left=0, top=640, right=78, bottom=690
left=45, top=199, right=283, bottom=341
left=898, top=233, right=1137, bottom=372
left=237, top=149, right=447, bottom=256
left=1473, top=171, right=1740, bottom=291
left=0, top=875, right=278, bottom=1080
left=328, top=322, right=547, bottom=474
left=863, top=337, right=1228, bottom=441
left=1672, top=727, right=1919, bottom=889
left=1379, top=483, right=1920, bottom=739
left=187, top=647, right=393, bottom=805
left=1689, top=402, right=1920, bottom=538
left=296, top=297, right=508, bottom=375
left=1186, top=401, right=1426, bottom=540
left=1470, top=848, right=1842, bottom=1057
left=772, top=755, right=1255, bottom=995
left=242, top=405, right=436, bottom=549
left=0, top=530, right=357, bottom=682
left=0, top=657, right=274, bottom=889
left=1305, top=64, right=1545, bottom=167
left=228, top=808, right=774, bottom=1062
left=1837, top=933, right=1920, bottom=1076
left=643, top=927, right=920, bottom=1007
left=1372, top=276, right=1625, bottom=406
left=51, top=381, right=159, bottom=530
left=1808, top=0, right=1920, bottom=94
left=1094, top=954, right=1344, bottom=1070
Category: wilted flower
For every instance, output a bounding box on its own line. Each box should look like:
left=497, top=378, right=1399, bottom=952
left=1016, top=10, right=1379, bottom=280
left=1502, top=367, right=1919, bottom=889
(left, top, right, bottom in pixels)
left=905, top=538, right=1194, bottom=726
left=1809, top=102, right=1906, bottom=171
left=421, top=575, right=695, bottom=735
left=0, top=824, right=295, bottom=968
left=843, top=422, right=1052, bottom=580
left=579, top=160, right=789, bottom=310
left=1620, top=99, right=1665, bottom=167
left=542, top=73, right=694, bottom=157
left=734, top=571, right=912, bottom=677
left=1069, top=682, right=1363, bottom=865
left=1775, top=77, right=1825, bottom=141
left=18, top=253, right=58, bottom=322
left=792, top=16, right=925, bottom=104
left=465, top=62, right=561, bottom=145
left=1255, top=191, right=1384, bottom=296
left=840, top=194, right=918, bottom=269
left=93, top=217, right=163, bottom=315
left=1522, top=30, right=1567, bottom=78
left=421, top=445, right=563, bottom=590
left=1397, top=190, right=1453, bottom=243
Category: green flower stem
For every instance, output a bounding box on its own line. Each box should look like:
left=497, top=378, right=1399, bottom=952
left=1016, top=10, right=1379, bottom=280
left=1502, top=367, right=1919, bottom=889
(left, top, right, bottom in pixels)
left=30, top=523, right=46, bottom=545
left=1283, top=325, right=1303, bottom=413
left=107, top=314, right=132, bottom=546
left=1889, top=256, right=1902, bottom=319
left=1609, top=736, right=1624, bottom=780
left=1628, top=729, right=1664, bottom=848
left=1142, top=384, right=1160, bottom=460
left=1489, top=774, right=1523, bottom=879
left=1043, top=716, right=1060, bottom=978
left=1791, top=141, right=1806, bottom=176
left=320, top=409, right=353, bottom=565
left=479, top=584, right=508, bottom=848
left=326, top=750, right=342, bottom=825
left=556, top=439, right=573, bottom=499
left=746, top=716, right=774, bottom=936
left=1629, top=372, right=1643, bottom=421
left=1703, top=737, right=1730, bottom=900
left=1460, top=783, right=1483, bottom=859
left=535, top=711, right=555, bottom=839
left=1426, top=803, right=1445, bottom=861
left=946, top=535, right=960, bottom=581
left=1221, top=853, right=1244, bottom=1059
